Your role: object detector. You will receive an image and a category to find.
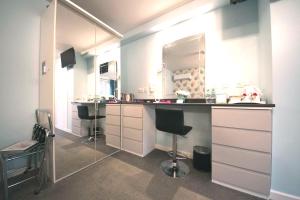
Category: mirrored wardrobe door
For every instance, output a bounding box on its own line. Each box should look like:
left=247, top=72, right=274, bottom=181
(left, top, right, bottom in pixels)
left=54, top=2, right=97, bottom=180
left=94, top=24, right=122, bottom=161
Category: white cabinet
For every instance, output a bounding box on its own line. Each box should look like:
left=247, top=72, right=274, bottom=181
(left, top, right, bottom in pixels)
left=211, top=107, right=272, bottom=198
left=121, top=104, right=156, bottom=157
left=71, top=104, right=88, bottom=137
left=105, top=104, right=121, bottom=148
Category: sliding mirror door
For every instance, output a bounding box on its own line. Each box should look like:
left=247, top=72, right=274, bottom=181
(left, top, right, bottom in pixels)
left=54, top=1, right=122, bottom=181
left=94, top=26, right=121, bottom=161
left=54, top=3, right=97, bottom=180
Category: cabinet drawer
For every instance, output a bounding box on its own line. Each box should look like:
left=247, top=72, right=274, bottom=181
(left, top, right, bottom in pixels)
left=122, top=105, right=143, bottom=118
left=105, top=124, right=120, bottom=136
left=106, top=105, right=121, bottom=115
left=123, top=116, right=143, bottom=129
left=72, top=111, right=79, bottom=120
left=106, top=134, right=120, bottom=148
left=106, top=115, right=120, bottom=126
left=212, top=126, right=271, bottom=153
left=123, top=127, right=142, bottom=142
left=212, top=144, right=271, bottom=174
left=123, top=138, right=143, bottom=155
left=212, top=162, right=270, bottom=196
left=72, top=104, right=78, bottom=112
left=72, top=125, right=88, bottom=137
left=72, top=126, right=81, bottom=135
left=72, top=118, right=81, bottom=128
left=212, top=108, right=272, bottom=131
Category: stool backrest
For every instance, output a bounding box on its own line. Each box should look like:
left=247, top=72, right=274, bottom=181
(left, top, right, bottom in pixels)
left=155, top=108, right=184, bottom=135
left=77, top=106, right=89, bottom=119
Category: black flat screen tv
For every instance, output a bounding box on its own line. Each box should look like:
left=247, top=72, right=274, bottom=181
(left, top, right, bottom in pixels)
left=61, top=47, right=76, bottom=68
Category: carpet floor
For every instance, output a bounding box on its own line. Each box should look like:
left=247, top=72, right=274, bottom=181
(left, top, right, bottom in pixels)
left=3, top=149, right=262, bottom=200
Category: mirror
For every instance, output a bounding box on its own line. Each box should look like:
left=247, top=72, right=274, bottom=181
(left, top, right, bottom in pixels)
left=162, top=34, right=205, bottom=99
left=94, top=26, right=121, bottom=161
left=54, top=2, right=121, bottom=181
left=54, top=3, right=97, bottom=180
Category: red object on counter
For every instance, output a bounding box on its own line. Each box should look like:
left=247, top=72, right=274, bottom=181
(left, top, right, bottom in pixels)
left=159, top=100, right=172, bottom=104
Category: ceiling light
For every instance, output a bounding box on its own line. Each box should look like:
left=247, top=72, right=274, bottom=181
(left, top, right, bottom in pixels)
left=63, top=0, right=123, bottom=38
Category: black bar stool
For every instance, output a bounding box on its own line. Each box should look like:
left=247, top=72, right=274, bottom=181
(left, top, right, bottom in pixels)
left=155, top=108, right=192, bottom=178
left=77, top=105, right=105, bottom=142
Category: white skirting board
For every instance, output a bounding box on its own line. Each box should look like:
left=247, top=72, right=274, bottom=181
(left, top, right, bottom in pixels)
left=212, top=179, right=268, bottom=199
left=269, top=190, right=300, bottom=200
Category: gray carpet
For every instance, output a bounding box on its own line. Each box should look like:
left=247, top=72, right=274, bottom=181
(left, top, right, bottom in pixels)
left=4, top=150, right=262, bottom=200
left=55, top=129, right=118, bottom=179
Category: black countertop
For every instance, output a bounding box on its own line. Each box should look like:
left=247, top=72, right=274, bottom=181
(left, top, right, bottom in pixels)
left=106, top=101, right=275, bottom=107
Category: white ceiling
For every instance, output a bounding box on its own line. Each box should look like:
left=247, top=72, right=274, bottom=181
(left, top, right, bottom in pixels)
left=70, top=0, right=193, bottom=34
left=56, top=3, right=115, bottom=52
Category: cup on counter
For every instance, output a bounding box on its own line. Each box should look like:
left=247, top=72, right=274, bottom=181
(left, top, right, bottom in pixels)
left=122, top=93, right=134, bottom=102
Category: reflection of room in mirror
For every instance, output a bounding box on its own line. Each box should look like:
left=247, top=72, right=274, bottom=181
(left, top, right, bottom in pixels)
left=163, top=34, right=205, bottom=98
left=173, top=67, right=205, bottom=98
left=54, top=1, right=121, bottom=181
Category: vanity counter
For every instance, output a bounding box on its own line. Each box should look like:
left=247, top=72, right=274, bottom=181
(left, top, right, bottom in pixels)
left=106, top=101, right=275, bottom=108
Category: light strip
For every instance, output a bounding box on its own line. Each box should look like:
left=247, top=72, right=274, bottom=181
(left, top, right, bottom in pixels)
left=63, top=0, right=123, bottom=38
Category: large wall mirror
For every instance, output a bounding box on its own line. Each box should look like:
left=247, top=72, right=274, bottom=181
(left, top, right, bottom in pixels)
left=54, top=2, right=120, bottom=181
left=162, top=34, right=205, bottom=99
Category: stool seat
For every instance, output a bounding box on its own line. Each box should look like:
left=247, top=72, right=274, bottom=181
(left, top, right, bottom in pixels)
left=183, top=126, right=192, bottom=136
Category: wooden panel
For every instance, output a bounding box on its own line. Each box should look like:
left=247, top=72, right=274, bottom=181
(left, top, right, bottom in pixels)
left=212, top=108, right=272, bottom=131
left=106, top=105, right=121, bottom=116
left=105, top=124, right=120, bottom=136
left=212, top=144, right=271, bottom=174
left=122, top=105, right=143, bottom=118
left=106, top=115, right=120, bottom=126
left=212, top=162, right=271, bottom=196
left=123, top=116, right=143, bottom=130
left=123, top=127, right=143, bottom=142
left=106, top=134, right=120, bottom=148
left=212, top=126, right=271, bottom=153
left=123, top=138, right=143, bottom=155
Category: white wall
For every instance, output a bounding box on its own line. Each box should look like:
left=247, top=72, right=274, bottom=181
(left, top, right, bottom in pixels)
left=0, top=0, right=46, bottom=149
left=258, top=0, right=272, bottom=103
left=271, top=0, right=300, bottom=197
left=121, top=0, right=272, bottom=101
left=121, top=0, right=272, bottom=156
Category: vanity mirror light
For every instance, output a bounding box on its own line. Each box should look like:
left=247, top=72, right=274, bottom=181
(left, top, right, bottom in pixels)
left=162, top=34, right=205, bottom=99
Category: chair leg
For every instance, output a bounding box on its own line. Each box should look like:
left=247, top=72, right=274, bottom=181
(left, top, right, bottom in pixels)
left=88, top=120, right=94, bottom=142
left=172, top=135, right=177, bottom=177
left=1, top=155, right=8, bottom=200
left=160, top=134, right=190, bottom=178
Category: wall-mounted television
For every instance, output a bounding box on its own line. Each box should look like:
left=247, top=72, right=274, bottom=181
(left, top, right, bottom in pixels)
left=60, top=47, right=76, bottom=68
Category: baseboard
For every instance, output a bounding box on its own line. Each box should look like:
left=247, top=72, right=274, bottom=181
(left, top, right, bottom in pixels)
left=212, top=179, right=268, bottom=199
left=269, top=190, right=300, bottom=200
left=155, top=144, right=193, bottom=159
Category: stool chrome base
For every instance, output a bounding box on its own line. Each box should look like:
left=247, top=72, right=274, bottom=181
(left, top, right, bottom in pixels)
left=160, top=160, right=190, bottom=178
